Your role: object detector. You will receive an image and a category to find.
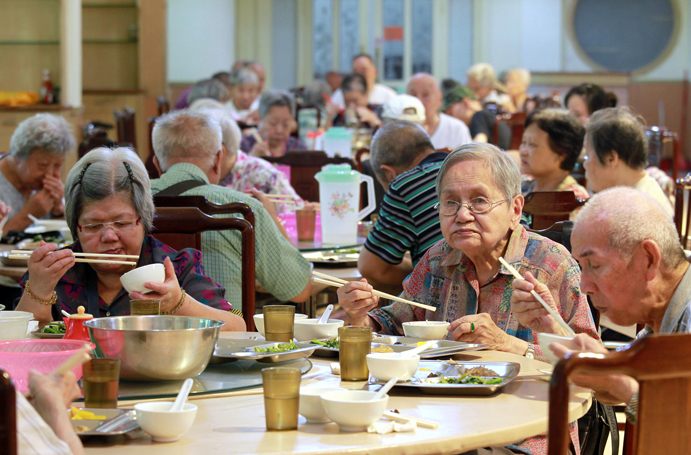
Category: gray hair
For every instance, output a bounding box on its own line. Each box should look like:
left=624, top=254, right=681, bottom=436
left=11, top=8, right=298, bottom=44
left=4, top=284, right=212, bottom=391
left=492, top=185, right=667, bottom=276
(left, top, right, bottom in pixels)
left=187, top=79, right=228, bottom=106
left=10, top=113, right=76, bottom=161
left=258, top=89, right=296, bottom=119
left=64, top=147, right=154, bottom=238
left=508, top=68, right=531, bottom=86
left=466, top=63, right=497, bottom=87
left=370, top=120, right=434, bottom=182
left=435, top=143, right=521, bottom=200
left=229, top=67, right=259, bottom=88
left=575, top=187, right=685, bottom=269
left=152, top=110, right=222, bottom=172
left=191, top=106, right=242, bottom=159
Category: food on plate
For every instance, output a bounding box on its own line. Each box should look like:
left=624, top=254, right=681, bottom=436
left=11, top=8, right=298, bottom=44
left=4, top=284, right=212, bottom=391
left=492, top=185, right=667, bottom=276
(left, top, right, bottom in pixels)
left=311, top=338, right=339, bottom=348
left=371, top=345, right=393, bottom=353
left=39, top=321, right=66, bottom=334
left=70, top=407, right=106, bottom=420
left=253, top=341, right=299, bottom=353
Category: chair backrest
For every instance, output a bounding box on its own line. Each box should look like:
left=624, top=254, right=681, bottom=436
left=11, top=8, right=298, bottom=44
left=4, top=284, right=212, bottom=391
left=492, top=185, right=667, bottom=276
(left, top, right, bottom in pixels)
left=493, top=111, right=526, bottom=150
left=113, top=107, right=137, bottom=150
left=154, top=195, right=255, bottom=230
left=156, top=96, right=170, bottom=116
left=549, top=333, right=691, bottom=454
left=674, top=174, right=691, bottom=249
left=152, top=207, right=256, bottom=331
left=523, top=191, right=586, bottom=230
left=0, top=369, right=16, bottom=455
left=264, top=151, right=355, bottom=202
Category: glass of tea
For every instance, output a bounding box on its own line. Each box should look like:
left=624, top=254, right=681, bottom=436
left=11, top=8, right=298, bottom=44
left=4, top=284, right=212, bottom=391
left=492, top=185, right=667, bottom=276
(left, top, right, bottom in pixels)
left=338, top=326, right=372, bottom=381
left=262, top=367, right=301, bottom=431
left=263, top=305, right=295, bottom=342
left=129, top=299, right=161, bottom=315
left=82, top=358, right=120, bottom=408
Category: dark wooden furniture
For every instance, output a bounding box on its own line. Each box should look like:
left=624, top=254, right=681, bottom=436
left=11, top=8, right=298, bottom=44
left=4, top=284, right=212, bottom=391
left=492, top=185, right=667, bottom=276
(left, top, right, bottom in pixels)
left=523, top=191, right=586, bottom=230
left=113, top=107, right=137, bottom=150
left=674, top=174, right=691, bottom=249
left=549, top=333, right=691, bottom=455
left=152, top=207, right=256, bottom=332
left=494, top=111, right=526, bottom=150
left=264, top=151, right=354, bottom=202
left=0, top=369, right=16, bottom=455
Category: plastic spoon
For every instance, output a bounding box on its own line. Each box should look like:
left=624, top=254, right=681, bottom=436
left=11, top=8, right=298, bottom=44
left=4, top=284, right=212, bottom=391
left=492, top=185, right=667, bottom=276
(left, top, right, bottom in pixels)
left=392, top=340, right=437, bottom=359
left=170, top=378, right=194, bottom=412
left=372, top=376, right=398, bottom=401
left=318, top=304, right=334, bottom=323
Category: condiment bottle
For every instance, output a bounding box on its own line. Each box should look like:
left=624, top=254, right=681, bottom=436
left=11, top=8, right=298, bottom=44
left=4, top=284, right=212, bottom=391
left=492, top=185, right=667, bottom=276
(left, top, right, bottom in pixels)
left=63, top=306, right=93, bottom=342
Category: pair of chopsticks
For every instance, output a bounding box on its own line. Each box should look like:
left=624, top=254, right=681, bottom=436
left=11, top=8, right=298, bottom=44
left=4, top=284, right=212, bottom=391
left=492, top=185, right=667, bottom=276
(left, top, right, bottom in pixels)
left=265, top=194, right=296, bottom=205
left=10, top=250, right=138, bottom=266
left=24, top=344, right=92, bottom=398
left=499, top=257, right=576, bottom=337
left=312, top=271, right=436, bottom=312
left=383, top=410, right=438, bottom=429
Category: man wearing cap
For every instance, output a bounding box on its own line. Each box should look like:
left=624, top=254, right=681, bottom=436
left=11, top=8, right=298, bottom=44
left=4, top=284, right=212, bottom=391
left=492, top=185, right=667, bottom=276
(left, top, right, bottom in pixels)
left=406, top=73, right=472, bottom=150
left=443, top=86, right=512, bottom=150
left=358, top=120, right=447, bottom=291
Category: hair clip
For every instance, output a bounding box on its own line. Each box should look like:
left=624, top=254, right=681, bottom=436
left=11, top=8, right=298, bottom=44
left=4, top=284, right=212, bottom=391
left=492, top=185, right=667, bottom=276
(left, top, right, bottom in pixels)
left=76, top=163, right=91, bottom=185
left=123, top=161, right=135, bottom=182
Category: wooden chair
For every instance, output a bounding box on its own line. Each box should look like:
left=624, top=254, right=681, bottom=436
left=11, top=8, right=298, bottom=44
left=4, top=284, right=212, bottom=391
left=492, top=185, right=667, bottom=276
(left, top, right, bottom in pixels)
left=493, top=111, right=526, bottom=150
left=0, top=369, right=16, bottom=455
left=152, top=207, right=256, bottom=332
left=156, top=96, right=170, bottom=116
left=264, top=151, right=354, bottom=202
left=674, top=174, right=691, bottom=249
left=113, top=107, right=137, bottom=150
left=549, top=333, right=691, bottom=454
left=647, top=127, right=681, bottom=180
left=154, top=195, right=255, bottom=230
left=523, top=191, right=586, bottom=230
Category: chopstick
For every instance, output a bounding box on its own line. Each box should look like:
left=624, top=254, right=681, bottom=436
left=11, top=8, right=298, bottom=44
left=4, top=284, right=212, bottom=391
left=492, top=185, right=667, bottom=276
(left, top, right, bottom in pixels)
left=312, top=272, right=436, bottom=312
left=382, top=411, right=439, bottom=429
left=498, top=257, right=576, bottom=337
left=11, top=250, right=139, bottom=259
left=9, top=254, right=136, bottom=266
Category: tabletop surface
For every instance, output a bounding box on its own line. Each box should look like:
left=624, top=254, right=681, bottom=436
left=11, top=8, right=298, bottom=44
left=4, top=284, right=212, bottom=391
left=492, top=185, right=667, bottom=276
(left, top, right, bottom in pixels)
left=83, top=332, right=591, bottom=455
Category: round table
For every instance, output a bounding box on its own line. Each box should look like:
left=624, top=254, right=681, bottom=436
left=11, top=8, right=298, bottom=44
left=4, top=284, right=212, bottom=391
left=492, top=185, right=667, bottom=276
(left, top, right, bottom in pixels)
left=83, top=332, right=591, bottom=455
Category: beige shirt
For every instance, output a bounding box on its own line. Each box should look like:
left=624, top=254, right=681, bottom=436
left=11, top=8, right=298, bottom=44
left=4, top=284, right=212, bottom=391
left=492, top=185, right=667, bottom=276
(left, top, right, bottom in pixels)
left=634, top=173, right=674, bottom=217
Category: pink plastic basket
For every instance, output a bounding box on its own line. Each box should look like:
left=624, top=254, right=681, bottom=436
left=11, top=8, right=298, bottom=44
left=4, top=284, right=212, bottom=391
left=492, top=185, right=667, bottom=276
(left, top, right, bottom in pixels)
left=0, top=339, right=94, bottom=394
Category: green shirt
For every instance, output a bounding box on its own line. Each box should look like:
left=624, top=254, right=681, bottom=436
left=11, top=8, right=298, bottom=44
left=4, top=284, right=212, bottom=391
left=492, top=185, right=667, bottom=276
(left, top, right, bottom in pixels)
left=150, top=163, right=310, bottom=304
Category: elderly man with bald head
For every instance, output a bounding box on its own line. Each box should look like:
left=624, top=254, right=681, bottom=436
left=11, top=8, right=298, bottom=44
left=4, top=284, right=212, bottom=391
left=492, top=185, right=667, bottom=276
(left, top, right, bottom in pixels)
left=406, top=73, right=472, bottom=150
left=512, top=187, right=691, bottom=423
left=330, top=54, right=397, bottom=109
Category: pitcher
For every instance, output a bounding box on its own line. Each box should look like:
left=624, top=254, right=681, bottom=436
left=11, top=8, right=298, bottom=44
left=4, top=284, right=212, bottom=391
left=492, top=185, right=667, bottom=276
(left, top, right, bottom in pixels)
left=314, top=164, right=375, bottom=245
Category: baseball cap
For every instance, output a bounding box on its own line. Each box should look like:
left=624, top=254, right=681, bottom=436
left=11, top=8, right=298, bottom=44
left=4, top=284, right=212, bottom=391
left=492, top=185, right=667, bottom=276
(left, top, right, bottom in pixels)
left=381, top=94, right=426, bottom=124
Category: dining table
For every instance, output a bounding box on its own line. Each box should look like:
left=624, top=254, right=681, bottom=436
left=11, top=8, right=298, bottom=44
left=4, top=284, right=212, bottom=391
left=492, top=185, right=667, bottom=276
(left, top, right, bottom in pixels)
left=82, top=331, right=592, bottom=455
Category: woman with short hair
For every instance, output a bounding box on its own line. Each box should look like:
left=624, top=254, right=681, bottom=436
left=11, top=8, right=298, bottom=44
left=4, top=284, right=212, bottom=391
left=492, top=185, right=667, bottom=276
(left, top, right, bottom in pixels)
left=15, top=147, right=246, bottom=331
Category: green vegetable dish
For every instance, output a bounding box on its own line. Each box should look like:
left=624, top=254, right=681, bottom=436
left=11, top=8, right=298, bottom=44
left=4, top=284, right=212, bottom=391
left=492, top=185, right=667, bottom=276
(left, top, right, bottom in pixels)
left=438, top=374, right=503, bottom=385
left=253, top=341, right=299, bottom=353
left=40, top=322, right=66, bottom=334
left=310, top=338, right=339, bottom=349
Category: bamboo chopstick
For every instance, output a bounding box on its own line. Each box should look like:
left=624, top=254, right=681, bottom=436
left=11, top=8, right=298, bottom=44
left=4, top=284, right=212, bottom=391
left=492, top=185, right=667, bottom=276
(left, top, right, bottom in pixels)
left=9, top=254, right=136, bottom=266
left=382, top=411, right=439, bottom=429
left=11, top=250, right=139, bottom=259
left=312, top=272, right=437, bottom=312
left=498, top=257, right=576, bottom=337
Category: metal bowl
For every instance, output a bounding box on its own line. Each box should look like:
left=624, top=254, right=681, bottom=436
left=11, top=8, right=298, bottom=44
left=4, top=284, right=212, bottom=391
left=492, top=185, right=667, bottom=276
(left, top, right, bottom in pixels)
left=84, top=316, right=225, bottom=381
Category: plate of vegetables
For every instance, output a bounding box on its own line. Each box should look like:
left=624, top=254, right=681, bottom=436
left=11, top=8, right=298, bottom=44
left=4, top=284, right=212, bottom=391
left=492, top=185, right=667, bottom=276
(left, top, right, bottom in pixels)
left=33, top=321, right=66, bottom=339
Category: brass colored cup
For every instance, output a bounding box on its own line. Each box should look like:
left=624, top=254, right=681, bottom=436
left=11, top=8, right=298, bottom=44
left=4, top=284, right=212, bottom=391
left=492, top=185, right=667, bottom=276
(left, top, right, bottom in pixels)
left=262, top=367, right=301, bottom=431
left=83, top=358, right=121, bottom=408
left=338, top=326, right=372, bottom=381
left=263, top=305, right=295, bottom=342
left=295, top=209, right=317, bottom=241
left=129, top=299, right=161, bottom=315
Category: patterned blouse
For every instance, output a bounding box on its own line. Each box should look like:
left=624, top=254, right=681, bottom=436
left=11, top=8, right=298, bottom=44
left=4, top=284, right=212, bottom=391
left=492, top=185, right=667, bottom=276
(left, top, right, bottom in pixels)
left=219, top=150, right=304, bottom=212
left=18, top=235, right=232, bottom=320
left=369, top=225, right=597, bottom=454
left=239, top=135, right=307, bottom=155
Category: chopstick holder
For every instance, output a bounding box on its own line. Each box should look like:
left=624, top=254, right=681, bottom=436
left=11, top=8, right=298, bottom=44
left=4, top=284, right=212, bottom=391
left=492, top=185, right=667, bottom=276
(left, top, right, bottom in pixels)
left=498, top=257, right=576, bottom=337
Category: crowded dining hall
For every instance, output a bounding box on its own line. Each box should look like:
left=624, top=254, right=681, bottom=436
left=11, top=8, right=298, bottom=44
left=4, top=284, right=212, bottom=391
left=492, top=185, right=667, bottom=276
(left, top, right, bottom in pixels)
left=2, top=1, right=690, bottom=454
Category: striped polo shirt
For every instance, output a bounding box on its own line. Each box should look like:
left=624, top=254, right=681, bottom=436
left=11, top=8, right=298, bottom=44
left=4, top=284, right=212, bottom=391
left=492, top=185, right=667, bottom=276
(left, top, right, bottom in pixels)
left=364, top=152, right=447, bottom=265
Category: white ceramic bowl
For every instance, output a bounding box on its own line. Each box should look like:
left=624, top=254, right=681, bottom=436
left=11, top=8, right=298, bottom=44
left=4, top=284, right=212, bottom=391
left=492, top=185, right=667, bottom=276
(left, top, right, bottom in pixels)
left=0, top=311, right=33, bottom=341
left=402, top=321, right=450, bottom=340
left=134, top=401, right=198, bottom=442
left=537, top=332, right=578, bottom=364
left=293, top=318, right=344, bottom=341
left=299, top=386, right=347, bottom=423
left=253, top=313, right=308, bottom=337
left=321, top=390, right=388, bottom=432
left=119, top=263, right=165, bottom=294
left=366, top=353, right=420, bottom=381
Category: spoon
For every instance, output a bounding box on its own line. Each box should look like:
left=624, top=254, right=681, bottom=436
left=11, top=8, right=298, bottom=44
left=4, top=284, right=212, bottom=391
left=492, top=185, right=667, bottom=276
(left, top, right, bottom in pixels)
left=392, top=340, right=437, bottom=359
left=318, top=304, right=333, bottom=324
left=170, top=378, right=194, bottom=412
left=372, top=376, right=398, bottom=401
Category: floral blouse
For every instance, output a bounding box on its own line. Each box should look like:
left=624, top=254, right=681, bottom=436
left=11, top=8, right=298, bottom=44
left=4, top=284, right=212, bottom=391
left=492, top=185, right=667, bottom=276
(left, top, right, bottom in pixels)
left=18, top=235, right=232, bottom=320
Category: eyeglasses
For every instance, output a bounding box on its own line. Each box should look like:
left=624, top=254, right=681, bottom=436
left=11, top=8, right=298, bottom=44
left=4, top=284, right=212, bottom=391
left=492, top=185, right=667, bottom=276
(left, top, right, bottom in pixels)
left=434, top=198, right=509, bottom=216
left=77, top=218, right=140, bottom=236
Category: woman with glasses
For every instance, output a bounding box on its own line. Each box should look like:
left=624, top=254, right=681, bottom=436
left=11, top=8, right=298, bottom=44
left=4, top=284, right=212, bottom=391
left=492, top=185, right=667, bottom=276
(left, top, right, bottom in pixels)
left=14, top=147, right=246, bottom=331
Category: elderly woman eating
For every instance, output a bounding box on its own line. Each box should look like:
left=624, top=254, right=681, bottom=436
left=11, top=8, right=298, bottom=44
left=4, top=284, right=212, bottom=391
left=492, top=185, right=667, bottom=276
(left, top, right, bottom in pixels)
left=15, top=147, right=246, bottom=331
left=0, top=113, right=75, bottom=235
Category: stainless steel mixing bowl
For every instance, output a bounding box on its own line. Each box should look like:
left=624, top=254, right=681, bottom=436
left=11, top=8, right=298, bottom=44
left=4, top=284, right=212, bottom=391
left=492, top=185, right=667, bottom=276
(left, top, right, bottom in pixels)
left=84, top=316, right=225, bottom=381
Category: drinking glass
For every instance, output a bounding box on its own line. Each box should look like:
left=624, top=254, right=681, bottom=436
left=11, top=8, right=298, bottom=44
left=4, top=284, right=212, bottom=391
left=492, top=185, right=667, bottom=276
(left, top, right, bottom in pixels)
left=262, top=367, right=301, bottom=431
left=83, top=358, right=120, bottom=408
left=338, top=326, right=372, bottom=381
left=263, top=305, right=295, bottom=342
left=129, top=299, right=161, bottom=315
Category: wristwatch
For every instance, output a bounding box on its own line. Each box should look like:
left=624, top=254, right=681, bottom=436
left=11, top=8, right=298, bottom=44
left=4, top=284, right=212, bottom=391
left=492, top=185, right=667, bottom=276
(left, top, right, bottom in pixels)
left=524, top=344, right=536, bottom=359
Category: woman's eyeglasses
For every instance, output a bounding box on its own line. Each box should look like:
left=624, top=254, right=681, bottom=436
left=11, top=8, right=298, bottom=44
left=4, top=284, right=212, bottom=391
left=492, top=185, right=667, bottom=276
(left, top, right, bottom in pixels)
left=434, top=198, right=509, bottom=216
left=78, top=218, right=140, bottom=235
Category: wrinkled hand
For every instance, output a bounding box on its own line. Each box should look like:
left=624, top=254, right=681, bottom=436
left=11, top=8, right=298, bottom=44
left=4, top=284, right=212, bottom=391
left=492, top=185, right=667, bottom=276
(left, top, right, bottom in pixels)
left=24, top=188, right=56, bottom=219
left=27, top=241, right=75, bottom=298
left=129, top=257, right=184, bottom=313
left=29, top=370, right=81, bottom=410
left=336, top=279, right=379, bottom=327
left=356, top=107, right=381, bottom=126
left=510, top=272, right=568, bottom=334
left=448, top=313, right=514, bottom=352
left=550, top=333, right=638, bottom=404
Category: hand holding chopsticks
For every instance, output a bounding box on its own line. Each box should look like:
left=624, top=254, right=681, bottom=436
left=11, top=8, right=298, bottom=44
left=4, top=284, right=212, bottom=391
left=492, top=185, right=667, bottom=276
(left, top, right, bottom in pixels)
left=499, top=257, right=576, bottom=337
left=10, top=250, right=138, bottom=266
